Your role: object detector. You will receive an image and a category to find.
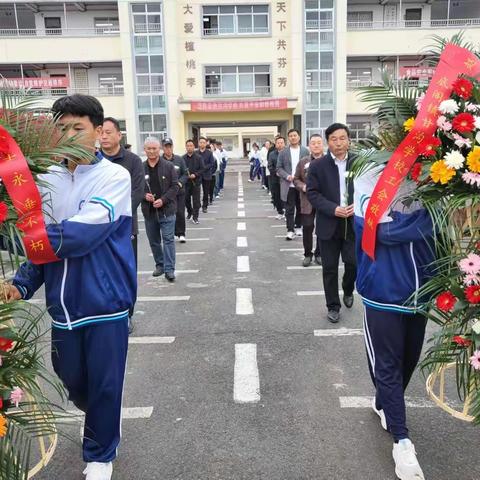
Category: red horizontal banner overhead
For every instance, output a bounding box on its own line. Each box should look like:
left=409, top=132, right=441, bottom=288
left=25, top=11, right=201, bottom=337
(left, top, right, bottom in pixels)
left=2, top=77, right=70, bottom=89
left=191, top=98, right=288, bottom=112
left=400, top=66, right=436, bottom=79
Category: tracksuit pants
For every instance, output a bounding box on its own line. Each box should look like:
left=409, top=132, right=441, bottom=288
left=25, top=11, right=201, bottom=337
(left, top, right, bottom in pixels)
left=52, top=320, right=129, bottom=462
left=363, top=307, right=427, bottom=441
left=285, top=187, right=301, bottom=232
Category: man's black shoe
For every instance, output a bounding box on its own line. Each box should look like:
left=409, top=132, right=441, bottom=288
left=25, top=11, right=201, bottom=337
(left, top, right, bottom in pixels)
left=152, top=266, right=164, bottom=277
left=327, top=310, right=340, bottom=323
left=314, top=256, right=322, bottom=266
left=187, top=213, right=192, bottom=220
left=343, top=295, right=354, bottom=308
left=202, top=207, right=207, bottom=213
left=165, top=272, right=175, bottom=282
left=192, top=219, right=200, bottom=224
left=302, top=256, right=312, bottom=267
left=128, top=316, right=134, bottom=334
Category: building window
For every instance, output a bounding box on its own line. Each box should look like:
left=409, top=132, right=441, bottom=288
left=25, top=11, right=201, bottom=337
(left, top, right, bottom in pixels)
left=98, top=73, right=124, bottom=95
left=205, top=65, right=271, bottom=96
left=202, top=5, right=269, bottom=36
left=346, top=67, right=372, bottom=89
left=347, top=11, right=373, bottom=29
left=44, top=17, right=61, bottom=35
left=94, top=17, right=119, bottom=34
left=347, top=116, right=372, bottom=142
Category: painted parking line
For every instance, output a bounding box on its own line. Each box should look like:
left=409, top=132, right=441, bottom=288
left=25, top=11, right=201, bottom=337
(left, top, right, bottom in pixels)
left=287, top=266, right=323, bottom=270
left=314, top=328, right=363, bottom=337
left=183, top=238, right=210, bottom=242
left=280, top=248, right=303, bottom=252
left=237, top=256, right=250, bottom=273
left=237, top=222, right=246, bottom=231
left=339, top=396, right=435, bottom=409
left=187, top=227, right=213, bottom=230
left=270, top=225, right=284, bottom=228
left=175, top=251, right=205, bottom=256
left=138, top=270, right=199, bottom=275
left=234, top=344, right=260, bottom=404
left=236, top=288, right=254, bottom=315
left=237, top=237, right=248, bottom=248
left=67, top=407, right=154, bottom=422
left=129, top=336, right=176, bottom=344
left=137, top=296, right=190, bottom=302
left=238, top=211, right=246, bottom=217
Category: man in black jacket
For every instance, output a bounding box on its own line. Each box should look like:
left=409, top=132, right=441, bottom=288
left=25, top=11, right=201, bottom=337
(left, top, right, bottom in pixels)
left=100, top=117, right=144, bottom=332
left=267, top=136, right=286, bottom=219
left=183, top=139, right=204, bottom=224
left=306, top=123, right=356, bottom=323
left=141, top=137, right=179, bottom=282
left=197, top=136, right=215, bottom=213
left=161, top=138, right=188, bottom=243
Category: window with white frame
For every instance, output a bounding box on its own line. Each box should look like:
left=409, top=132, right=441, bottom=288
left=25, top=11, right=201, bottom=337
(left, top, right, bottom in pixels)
left=346, top=67, right=372, bottom=88
left=205, top=65, right=271, bottom=96
left=347, top=116, right=372, bottom=142
left=93, top=17, right=119, bottom=34
left=202, top=5, right=269, bottom=36
left=98, top=72, right=123, bottom=95
left=347, top=11, right=373, bottom=28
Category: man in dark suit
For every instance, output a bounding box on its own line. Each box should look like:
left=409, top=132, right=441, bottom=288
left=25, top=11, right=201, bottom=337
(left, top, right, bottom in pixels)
left=141, top=137, right=179, bottom=282
left=277, top=128, right=310, bottom=240
left=197, top=136, right=215, bottom=213
left=183, top=139, right=204, bottom=224
left=307, top=123, right=356, bottom=323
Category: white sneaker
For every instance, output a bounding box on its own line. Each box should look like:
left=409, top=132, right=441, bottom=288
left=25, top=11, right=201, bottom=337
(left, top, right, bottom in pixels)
left=295, top=227, right=303, bottom=237
left=276, top=214, right=284, bottom=220
left=179, top=236, right=186, bottom=243
left=372, top=397, right=387, bottom=431
left=392, top=439, right=425, bottom=480
left=83, top=462, right=113, bottom=480
left=286, top=231, right=295, bottom=240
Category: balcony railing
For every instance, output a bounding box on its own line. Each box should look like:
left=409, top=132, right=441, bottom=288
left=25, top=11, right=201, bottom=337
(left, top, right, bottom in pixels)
left=205, top=85, right=271, bottom=96
left=305, top=19, right=334, bottom=30
left=0, top=27, right=120, bottom=37
left=3, top=85, right=124, bottom=97
left=133, top=23, right=161, bottom=34
left=347, top=18, right=480, bottom=31
left=203, top=26, right=269, bottom=36
left=306, top=80, right=333, bottom=90
left=346, top=78, right=423, bottom=90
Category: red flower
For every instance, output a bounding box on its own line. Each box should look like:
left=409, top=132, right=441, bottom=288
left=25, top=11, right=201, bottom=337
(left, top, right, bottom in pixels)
left=465, top=285, right=480, bottom=304
left=0, top=337, right=13, bottom=352
left=452, top=113, right=476, bottom=133
left=452, top=77, right=473, bottom=100
left=411, top=162, right=422, bottom=182
left=0, top=203, right=8, bottom=223
left=452, top=335, right=473, bottom=348
left=436, top=291, right=457, bottom=312
left=419, top=137, right=442, bottom=158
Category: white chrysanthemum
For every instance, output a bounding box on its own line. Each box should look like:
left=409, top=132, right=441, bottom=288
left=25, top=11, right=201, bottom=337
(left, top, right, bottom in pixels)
left=476, top=131, right=480, bottom=145
left=475, top=116, right=480, bottom=130
left=444, top=150, right=465, bottom=170
left=439, top=99, right=459, bottom=114
left=472, top=319, right=480, bottom=335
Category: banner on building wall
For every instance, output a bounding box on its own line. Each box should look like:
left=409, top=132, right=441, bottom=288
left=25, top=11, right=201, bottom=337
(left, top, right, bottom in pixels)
left=191, top=98, right=288, bottom=112
left=399, top=66, right=436, bottom=78
left=2, top=77, right=70, bottom=89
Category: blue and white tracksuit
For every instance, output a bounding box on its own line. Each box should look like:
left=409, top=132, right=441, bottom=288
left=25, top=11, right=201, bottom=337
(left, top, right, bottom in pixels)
left=354, top=171, right=435, bottom=441
left=13, top=158, right=137, bottom=462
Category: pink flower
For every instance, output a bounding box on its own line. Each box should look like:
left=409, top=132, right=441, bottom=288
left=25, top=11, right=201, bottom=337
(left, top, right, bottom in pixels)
left=459, top=253, right=480, bottom=275
left=471, top=350, right=480, bottom=370
left=452, top=133, right=472, bottom=149
left=0, top=355, right=2, bottom=367
left=466, top=102, right=480, bottom=112
left=462, top=171, right=480, bottom=187
left=437, top=115, right=452, bottom=132
left=416, top=92, right=426, bottom=111
left=464, top=274, right=480, bottom=285
left=10, top=387, right=23, bottom=407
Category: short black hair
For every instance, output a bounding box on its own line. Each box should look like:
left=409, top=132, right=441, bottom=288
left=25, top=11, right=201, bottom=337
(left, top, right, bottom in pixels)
left=325, top=123, right=350, bottom=141
left=124, top=143, right=132, bottom=149
left=103, top=116, right=121, bottom=131
left=215, top=141, right=222, bottom=146
left=309, top=133, right=323, bottom=141
left=199, top=136, right=207, bottom=142
left=52, top=94, right=104, bottom=127
left=275, top=135, right=285, bottom=142
left=287, top=128, right=300, bottom=136
left=186, top=139, right=196, bottom=145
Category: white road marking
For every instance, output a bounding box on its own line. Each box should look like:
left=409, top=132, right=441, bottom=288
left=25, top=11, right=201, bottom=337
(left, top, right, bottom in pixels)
left=183, top=238, right=210, bottom=242
left=314, top=328, right=363, bottom=337
left=236, top=288, right=254, bottom=315
left=298, top=291, right=326, bottom=296
left=138, top=270, right=199, bottom=275
left=176, top=251, right=205, bottom=256
left=67, top=407, right=154, bottom=422
left=199, top=218, right=216, bottom=221
left=129, top=336, right=176, bottom=344
left=238, top=203, right=245, bottom=208
left=339, top=396, right=435, bottom=409
left=238, top=211, right=246, bottom=217
left=270, top=225, right=284, bottom=228
left=237, top=222, right=246, bottom=231
left=237, top=256, right=250, bottom=273
left=234, top=344, right=260, bottom=404
left=187, top=227, right=213, bottom=230
left=137, top=296, right=190, bottom=302
left=280, top=248, right=303, bottom=252
left=287, top=266, right=323, bottom=270
left=237, top=237, right=248, bottom=247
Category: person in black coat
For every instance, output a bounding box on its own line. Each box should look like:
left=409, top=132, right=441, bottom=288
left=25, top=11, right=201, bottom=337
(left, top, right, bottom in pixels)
left=306, top=123, right=356, bottom=323
left=141, top=137, right=179, bottom=282
left=100, top=117, right=144, bottom=332
left=183, top=139, right=204, bottom=224
left=197, top=136, right=215, bottom=213
left=161, top=137, right=188, bottom=242
left=267, top=136, right=286, bottom=217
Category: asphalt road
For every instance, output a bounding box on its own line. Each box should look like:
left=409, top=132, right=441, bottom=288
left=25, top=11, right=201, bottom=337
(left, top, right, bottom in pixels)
left=34, top=166, right=480, bottom=480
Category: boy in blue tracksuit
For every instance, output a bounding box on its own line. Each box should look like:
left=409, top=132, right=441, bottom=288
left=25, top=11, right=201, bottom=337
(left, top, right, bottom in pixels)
left=354, top=168, right=434, bottom=480
left=8, top=95, right=136, bottom=480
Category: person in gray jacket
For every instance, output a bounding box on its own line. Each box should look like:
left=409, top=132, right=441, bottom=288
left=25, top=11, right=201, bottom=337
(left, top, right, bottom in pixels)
left=276, top=128, right=310, bottom=240
left=161, top=137, right=188, bottom=243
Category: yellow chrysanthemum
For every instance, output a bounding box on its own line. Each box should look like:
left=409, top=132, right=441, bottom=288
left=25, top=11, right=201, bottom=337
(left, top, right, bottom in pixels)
left=403, top=117, right=415, bottom=132
left=430, top=160, right=456, bottom=184
left=0, top=414, right=7, bottom=438
left=467, top=146, right=480, bottom=173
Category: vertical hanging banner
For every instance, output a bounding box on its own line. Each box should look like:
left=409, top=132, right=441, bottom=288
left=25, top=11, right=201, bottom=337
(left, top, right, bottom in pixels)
left=362, top=44, right=480, bottom=259
left=0, top=125, right=59, bottom=264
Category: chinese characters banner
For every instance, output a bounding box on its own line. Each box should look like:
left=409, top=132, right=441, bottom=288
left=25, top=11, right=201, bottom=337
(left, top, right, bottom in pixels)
left=191, top=98, right=288, bottom=112
left=362, top=43, right=480, bottom=259
left=3, top=77, right=70, bottom=89
left=0, top=125, right=59, bottom=264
